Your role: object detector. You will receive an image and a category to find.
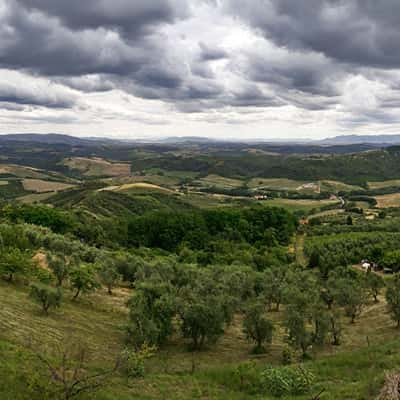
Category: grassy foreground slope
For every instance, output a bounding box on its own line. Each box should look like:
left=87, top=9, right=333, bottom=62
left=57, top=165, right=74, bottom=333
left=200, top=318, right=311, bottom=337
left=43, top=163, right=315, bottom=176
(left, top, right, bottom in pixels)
left=0, top=278, right=398, bottom=400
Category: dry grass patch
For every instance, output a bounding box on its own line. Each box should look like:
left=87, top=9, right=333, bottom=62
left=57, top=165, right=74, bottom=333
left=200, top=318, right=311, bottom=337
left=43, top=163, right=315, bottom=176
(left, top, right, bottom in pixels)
left=375, top=193, right=400, bottom=208
left=103, top=174, right=180, bottom=188
left=103, top=182, right=173, bottom=194
left=63, top=157, right=131, bottom=177
left=22, top=178, right=75, bottom=193
left=0, top=164, right=49, bottom=179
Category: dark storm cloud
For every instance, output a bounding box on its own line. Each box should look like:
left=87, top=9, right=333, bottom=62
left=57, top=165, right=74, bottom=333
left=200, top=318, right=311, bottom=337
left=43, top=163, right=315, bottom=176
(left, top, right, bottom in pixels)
left=0, top=81, right=76, bottom=108
left=241, top=50, right=340, bottom=98
left=55, top=76, right=115, bottom=93
left=16, top=0, right=188, bottom=37
left=0, top=0, right=344, bottom=112
left=0, top=1, right=149, bottom=77
left=226, top=0, right=400, bottom=68
left=0, top=0, right=229, bottom=109
left=3, top=0, right=400, bottom=124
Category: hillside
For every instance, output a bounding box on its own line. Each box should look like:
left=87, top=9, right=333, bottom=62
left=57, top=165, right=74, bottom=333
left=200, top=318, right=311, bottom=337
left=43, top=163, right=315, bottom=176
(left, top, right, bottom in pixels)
left=1, top=136, right=400, bottom=399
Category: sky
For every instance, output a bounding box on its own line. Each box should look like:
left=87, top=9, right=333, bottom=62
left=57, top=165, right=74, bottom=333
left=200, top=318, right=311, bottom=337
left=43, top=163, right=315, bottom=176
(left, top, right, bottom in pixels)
left=1, top=0, right=400, bottom=140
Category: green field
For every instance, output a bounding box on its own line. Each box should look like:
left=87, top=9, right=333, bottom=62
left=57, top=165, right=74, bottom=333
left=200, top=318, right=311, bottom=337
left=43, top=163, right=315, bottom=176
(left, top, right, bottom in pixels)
left=248, top=178, right=310, bottom=191
left=320, top=180, right=364, bottom=193
left=368, top=180, right=400, bottom=189
left=198, top=174, right=244, bottom=189
left=262, top=198, right=340, bottom=212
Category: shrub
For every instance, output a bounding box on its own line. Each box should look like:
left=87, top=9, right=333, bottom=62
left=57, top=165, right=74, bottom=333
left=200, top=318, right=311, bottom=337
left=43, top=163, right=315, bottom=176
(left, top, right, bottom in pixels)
left=260, top=365, right=314, bottom=397
left=120, top=344, right=156, bottom=378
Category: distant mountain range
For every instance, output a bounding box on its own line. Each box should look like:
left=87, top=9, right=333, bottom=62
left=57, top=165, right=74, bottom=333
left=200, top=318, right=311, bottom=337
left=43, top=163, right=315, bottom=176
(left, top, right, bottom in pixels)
left=147, top=134, right=400, bottom=146
left=315, top=134, right=400, bottom=145
left=0, top=133, right=122, bottom=146
left=1, top=133, right=400, bottom=147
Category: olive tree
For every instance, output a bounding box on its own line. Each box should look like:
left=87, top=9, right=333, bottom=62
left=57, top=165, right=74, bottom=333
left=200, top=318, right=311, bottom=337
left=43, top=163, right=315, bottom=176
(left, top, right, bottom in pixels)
left=179, top=294, right=227, bottom=350
left=69, top=264, right=100, bottom=300
left=47, top=253, right=77, bottom=287
left=364, top=272, right=384, bottom=303
left=243, top=301, right=274, bottom=353
left=97, top=257, right=121, bottom=295
left=333, top=278, right=365, bottom=324
left=177, top=272, right=236, bottom=350
left=263, top=265, right=287, bottom=311
left=30, top=283, right=62, bottom=315
left=127, top=282, right=176, bottom=348
left=283, top=269, right=328, bottom=358
left=0, top=247, right=33, bottom=282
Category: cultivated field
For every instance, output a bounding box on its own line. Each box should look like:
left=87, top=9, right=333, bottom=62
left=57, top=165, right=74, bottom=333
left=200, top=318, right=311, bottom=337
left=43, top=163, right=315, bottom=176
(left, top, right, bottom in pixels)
left=63, top=157, right=131, bottom=177
left=248, top=178, right=311, bottom=191
left=0, top=164, right=50, bottom=179
left=263, top=198, right=340, bottom=212
left=198, top=174, right=244, bottom=189
left=22, top=179, right=75, bottom=193
left=375, top=193, right=400, bottom=208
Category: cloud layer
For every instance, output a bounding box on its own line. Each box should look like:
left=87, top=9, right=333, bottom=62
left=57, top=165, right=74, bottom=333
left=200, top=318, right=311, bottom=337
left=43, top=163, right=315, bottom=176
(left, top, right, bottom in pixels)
left=1, top=0, right=400, bottom=138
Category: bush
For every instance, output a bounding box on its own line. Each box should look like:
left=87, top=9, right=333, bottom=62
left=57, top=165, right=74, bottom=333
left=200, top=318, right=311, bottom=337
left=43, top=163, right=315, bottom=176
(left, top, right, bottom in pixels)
left=282, top=346, right=295, bottom=365
left=120, top=344, right=156, bottom=378
left=260, top=365, right=314, bottom=397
